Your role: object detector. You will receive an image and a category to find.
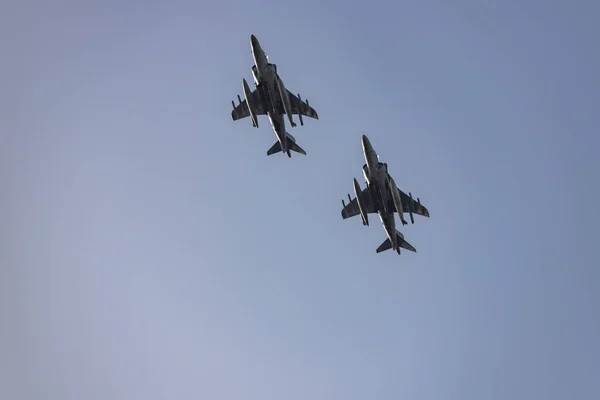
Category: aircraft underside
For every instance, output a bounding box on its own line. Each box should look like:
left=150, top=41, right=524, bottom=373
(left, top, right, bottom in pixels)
left=232, top=35, right=427, bottom=257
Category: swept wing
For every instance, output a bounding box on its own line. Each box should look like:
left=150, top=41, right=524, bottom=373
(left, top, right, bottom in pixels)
left=286, top=90, right=319, bottom=120
left=397, top=189, right=430, bottom=217
left=342, top=187, right=430, bottom=219
left=231, top=88, right=267, bottom=121
left=341, top=187, right=377, bottom=219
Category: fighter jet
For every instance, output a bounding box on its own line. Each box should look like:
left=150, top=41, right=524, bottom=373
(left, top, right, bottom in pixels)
left=341, top=135, right=431, bottom=255
left=231, top=34, right=319, bottom=157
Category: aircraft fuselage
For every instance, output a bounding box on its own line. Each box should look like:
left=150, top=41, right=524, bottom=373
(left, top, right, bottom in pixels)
left=378, top=209, right=399, bottom=252
left=361, top=135, right=391, bottom=209
left=250, top=34, right=291, bottom=156
left=361, top=135, right=388, bottom=185
left=361, top=134, right=404, bottom=251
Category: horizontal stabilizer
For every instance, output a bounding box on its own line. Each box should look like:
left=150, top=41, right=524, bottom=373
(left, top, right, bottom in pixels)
left=375, top=230, right=417, bottom=255
left=376, top=238, right=392, bottom=253
left=287, top=140, right=306, bottom=156
left=400, top=236, right=417, bottom=253
left=267, top=141, right=282, bottom=156
left=266, top=133, right=306, bottom=157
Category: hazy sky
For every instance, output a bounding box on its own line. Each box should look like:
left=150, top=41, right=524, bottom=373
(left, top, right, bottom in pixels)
left=2, top=1, right=599, bottom=399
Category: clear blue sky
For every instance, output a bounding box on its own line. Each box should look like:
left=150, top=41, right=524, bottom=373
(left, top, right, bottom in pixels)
left=2, top=1, right=599, bottom=399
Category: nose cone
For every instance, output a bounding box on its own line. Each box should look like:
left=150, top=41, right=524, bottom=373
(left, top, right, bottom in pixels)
left=250, top=34, right=259, bottom=49
left=361, top=134, right=372, bottom=153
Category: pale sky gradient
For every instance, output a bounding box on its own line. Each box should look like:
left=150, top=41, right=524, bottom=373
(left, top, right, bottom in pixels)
left=2, top=1, right=599, bottom=399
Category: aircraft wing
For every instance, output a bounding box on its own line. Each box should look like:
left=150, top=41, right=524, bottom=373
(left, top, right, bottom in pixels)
left=286, top=90, right=319, bottom=120
left=397, top=189, right=430, bottom=218
left=231, top=88, right=267, bottom=121
left=341, top=187, right=378, bottom=219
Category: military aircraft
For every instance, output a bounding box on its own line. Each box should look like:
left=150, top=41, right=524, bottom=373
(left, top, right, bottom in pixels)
left=341, top=135, right=431, bottom=255
left=231, top=34, right=319, bottom=157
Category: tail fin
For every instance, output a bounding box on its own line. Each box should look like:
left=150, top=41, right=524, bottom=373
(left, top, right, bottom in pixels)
left=287, top=140, right=306, bottom=156
left=266, top=132, right=306, bottom=157
left=376, top=230, right=417, bottom=254
left=266, top=141, right=282, bottom=156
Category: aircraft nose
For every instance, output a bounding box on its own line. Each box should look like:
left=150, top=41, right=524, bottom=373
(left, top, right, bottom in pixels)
left=361, top=134, right=371, bottom=151
left=250, top=34, right=259, bottom=48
